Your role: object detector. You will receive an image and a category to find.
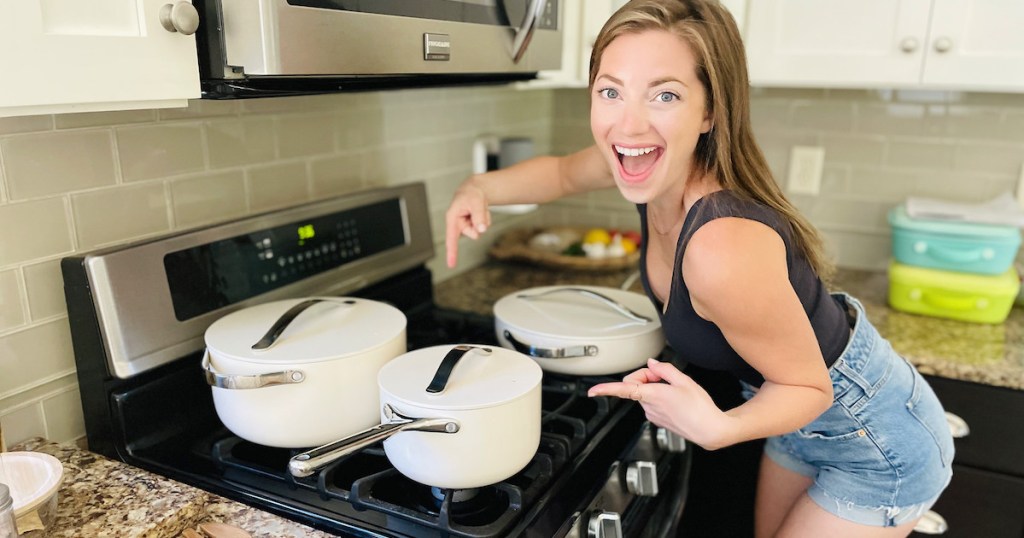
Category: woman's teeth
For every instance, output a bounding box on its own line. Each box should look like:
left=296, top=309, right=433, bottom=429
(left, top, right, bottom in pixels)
left=615, top=145, right=657, bottom=157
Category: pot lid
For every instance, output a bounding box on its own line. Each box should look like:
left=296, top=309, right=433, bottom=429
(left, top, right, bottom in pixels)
left=204, top=297, right=406, bottom=364
left=494, top=285, right=661, bottom=339
left=379, top=345, right=542, bottom=411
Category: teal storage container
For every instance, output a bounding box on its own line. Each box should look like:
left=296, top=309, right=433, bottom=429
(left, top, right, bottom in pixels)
left=889, top=205, right=1021, bottom=275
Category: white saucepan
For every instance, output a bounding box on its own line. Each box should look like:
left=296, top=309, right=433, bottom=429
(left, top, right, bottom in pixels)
left=288, top=344, right=543, bottom=489
left=494, top=285, right=664, bottom=376
left=203, top=297, right=406, bottom=448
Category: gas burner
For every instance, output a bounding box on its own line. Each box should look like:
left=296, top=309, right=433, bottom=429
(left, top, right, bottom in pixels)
left=432, top=487, right=480, bottom=503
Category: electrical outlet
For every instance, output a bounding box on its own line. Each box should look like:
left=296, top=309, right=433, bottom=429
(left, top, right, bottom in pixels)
left=787, top=146, right=826, bottom=195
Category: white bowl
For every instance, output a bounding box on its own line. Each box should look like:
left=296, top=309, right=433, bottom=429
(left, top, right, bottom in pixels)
left=0, top=452, right=63, bottom=534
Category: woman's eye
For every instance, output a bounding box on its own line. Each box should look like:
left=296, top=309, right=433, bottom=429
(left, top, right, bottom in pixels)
left=656, top=92, right=678, bottom=103
left=599, top=88, right=620, bottom=99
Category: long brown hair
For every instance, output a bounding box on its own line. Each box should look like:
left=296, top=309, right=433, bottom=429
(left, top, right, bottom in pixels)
left=589, top=0, right=834, bottom=278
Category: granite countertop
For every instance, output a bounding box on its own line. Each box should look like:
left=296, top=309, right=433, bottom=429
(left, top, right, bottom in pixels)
left=9, top=439, right=333, bottom=538
left=11, top=261, right=1021, bottom=538
left=434, top=261, right=1024, bottom=391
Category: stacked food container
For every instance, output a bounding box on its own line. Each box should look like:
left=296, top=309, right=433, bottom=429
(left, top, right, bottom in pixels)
left=887, top=205, right=1022, bottom=324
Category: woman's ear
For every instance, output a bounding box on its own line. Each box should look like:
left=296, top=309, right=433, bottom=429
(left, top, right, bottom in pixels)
left=701, top=109, right=714, bottom=134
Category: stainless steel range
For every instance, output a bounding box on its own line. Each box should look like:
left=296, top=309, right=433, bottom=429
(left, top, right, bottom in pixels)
left=61, top=182, right=690, bottom=537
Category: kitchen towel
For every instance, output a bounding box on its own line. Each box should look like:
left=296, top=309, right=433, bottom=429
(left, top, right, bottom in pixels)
left=905, top=192, right=1024, bottom=227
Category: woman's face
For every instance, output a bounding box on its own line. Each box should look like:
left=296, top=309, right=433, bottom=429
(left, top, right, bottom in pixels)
left=590, top=30, right=712, bottom=205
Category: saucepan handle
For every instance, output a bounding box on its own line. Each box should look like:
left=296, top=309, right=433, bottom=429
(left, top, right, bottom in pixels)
left=502, top=330, right=598, bottom=359
left=202, top=349, right=305, bottom=390
left=288, top=405, right=460, bottom=478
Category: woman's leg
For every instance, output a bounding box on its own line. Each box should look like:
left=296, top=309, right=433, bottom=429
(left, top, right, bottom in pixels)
left=754, top=453, right=813, bottom=538
left=774, top=494, right=922, bottom=538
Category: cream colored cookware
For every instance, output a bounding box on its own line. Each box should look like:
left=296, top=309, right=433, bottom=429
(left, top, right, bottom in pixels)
left=203, top=297, right=406, bottom=448
left=289, top=344, right=542, bottom=489
left=494, top=286, right=664, bottom=375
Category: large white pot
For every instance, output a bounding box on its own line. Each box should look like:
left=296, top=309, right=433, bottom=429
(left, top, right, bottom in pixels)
left=494, top=286, right=664, bottom=376
left=203, top=297, right=406, bottom=448
left=289, top=344, right=542, bottom=489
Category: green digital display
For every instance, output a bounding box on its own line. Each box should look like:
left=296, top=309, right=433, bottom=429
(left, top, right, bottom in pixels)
left=297, top=224, right=315, bottom=245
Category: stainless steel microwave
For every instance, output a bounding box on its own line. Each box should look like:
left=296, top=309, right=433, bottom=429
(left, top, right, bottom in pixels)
left=194, top=0, right=562, bottom=98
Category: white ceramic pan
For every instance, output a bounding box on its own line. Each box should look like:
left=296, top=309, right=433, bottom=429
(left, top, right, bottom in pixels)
left=203, top=297, right=406, bottom=448
left=494, top=285, right=664, bottom=376
left=288, top=344, right=543, bottom=489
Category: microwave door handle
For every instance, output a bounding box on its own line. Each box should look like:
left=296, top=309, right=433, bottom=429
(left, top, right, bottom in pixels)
left=511, top=0, right=547, bottom=63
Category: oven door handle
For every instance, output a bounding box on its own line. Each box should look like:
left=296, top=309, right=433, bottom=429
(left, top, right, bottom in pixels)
left=202, top=350, right=306, bottom=389
left=502, top=330, right=598, bottom=359
left=510, top=0, right=547, bottom=63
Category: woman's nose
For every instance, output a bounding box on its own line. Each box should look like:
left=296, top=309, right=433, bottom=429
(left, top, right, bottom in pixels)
left=619, top=101, right=650, bottom=135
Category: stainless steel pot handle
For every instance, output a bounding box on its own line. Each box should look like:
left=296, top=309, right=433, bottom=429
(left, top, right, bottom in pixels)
left=516, top=288, right=652, bottom=324
left=202, top=350, right=305, bottom=390
left=503, top=330, right=598, bottom=359
left=288, top=404, right=460, bottom=478
left=252, top=298, right=356, bottom=350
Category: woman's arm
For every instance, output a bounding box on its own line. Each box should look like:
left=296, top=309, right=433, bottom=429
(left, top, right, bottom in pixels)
left=587, top=217, right=833, bottom=450
left=444, top=144, right=613, bottom=267
left=682, top=217, right=834, bottom=447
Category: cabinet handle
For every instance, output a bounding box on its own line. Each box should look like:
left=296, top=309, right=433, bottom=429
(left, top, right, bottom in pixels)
left=945, top=412, right=969, bottom=438
left=933, top=37, right=954, bottom=53
left=912, top=510, right=948, bottom=535
left=159, top=1, right=200, bottom=36
left=899, top=37, right=919, bottom=53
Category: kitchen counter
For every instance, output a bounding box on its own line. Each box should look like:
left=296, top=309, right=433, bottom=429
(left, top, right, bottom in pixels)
left=435, top=261, right=1024, bottom=390
left=9, top=438, right=332, bottom=538
left=13, top=262, right=1021, bottom=538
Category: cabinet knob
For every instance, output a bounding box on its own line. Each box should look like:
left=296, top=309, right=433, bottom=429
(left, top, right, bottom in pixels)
left=900, top=37, right=919, bottom=53
left=933, top=37, right=954, bottom=53
left=159, top=2, right=200, bottom=36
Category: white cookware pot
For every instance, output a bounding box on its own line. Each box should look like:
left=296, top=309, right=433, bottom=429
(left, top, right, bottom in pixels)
left=203, top=297, right=406, bottom=448
left=288, top=344, right=542, bottom=489
left=494, top=286, right=664, bottom=376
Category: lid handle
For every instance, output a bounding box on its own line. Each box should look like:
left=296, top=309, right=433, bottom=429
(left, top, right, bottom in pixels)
left=516, top=287, right=652, bottom=324
left=251, top=298, right=356, bottom=351
left=426, top=345, right=492, bottom=394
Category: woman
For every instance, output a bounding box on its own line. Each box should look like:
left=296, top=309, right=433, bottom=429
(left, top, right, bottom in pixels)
left=445, top=1, right=953, bottom=536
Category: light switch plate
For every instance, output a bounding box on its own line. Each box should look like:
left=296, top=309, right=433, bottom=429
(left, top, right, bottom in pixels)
left=787, top=146, right=826, bottom=195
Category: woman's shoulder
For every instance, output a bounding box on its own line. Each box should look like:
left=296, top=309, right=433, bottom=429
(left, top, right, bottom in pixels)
left=691, top=189, right=783, bottom=227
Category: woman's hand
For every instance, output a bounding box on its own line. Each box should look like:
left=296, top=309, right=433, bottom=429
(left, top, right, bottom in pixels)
left=444, top=179, right=491, bottom=268
left=588, top=359, right=738, bottom=450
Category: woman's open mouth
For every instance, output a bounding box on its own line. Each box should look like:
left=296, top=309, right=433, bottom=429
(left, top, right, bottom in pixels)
left=614, top=144, right=663, bottom=183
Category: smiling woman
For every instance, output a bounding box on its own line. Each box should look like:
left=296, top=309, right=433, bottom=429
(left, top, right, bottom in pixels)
left=443, top=2, right=954, bottom=537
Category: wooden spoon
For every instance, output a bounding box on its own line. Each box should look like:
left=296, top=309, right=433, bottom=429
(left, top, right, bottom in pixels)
left=198, top=522, right=253, bottom=538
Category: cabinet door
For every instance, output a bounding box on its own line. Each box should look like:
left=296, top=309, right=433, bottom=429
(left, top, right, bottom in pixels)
left=925, top=375, right=1024, bottom=478
left=922, top=0, right=1024, bottom=91
left=0, top=0, right=200, bottom=118
left=911, top=465, right=1024, bottom=538
left=745, top=0, right=931, bottom=88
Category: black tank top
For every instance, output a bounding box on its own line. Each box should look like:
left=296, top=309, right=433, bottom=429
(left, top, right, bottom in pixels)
left=638, top=190, right=849, bottom=387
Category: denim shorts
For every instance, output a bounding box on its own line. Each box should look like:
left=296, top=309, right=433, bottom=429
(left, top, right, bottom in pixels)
left=740, top=293, right=954, bottom=527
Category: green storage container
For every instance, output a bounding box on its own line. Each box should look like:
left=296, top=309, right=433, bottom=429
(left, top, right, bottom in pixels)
left=888, top=261, right=1020, bottom=324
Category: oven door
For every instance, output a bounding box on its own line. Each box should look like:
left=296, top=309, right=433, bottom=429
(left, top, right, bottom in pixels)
left=201, top=0, right=562, bottom=79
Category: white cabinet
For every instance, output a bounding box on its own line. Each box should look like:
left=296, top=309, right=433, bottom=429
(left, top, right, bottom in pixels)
left=528, top=0, right=748, bottom=89
left=0, top=0, right=201, bottom=118
left=745, top=0, right=1024, bottom=92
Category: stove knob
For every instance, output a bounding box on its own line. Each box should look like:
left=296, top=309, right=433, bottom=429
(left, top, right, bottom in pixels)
left=656, top=427, right=687, bottom=453
left=587, top=511, right=623, bottom=538
left=625, top=461, right=659, bottom=497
